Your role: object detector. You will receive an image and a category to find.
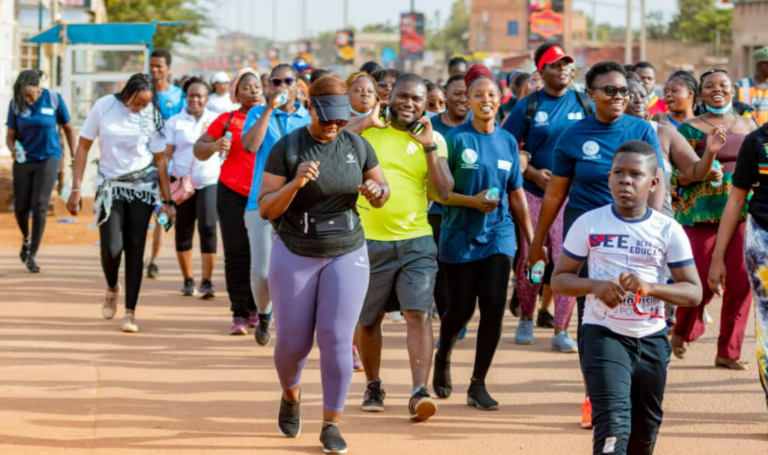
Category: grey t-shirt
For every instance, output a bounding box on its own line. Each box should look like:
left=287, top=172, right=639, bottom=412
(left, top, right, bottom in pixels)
left=264, top=127, right=379, bottom=257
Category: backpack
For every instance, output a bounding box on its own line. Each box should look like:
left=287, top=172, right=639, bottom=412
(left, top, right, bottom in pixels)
left=521, top=89, right=593, bottom=144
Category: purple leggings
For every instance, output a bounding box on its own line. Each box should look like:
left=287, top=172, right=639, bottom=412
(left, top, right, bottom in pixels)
left=515, top=190, right=575, bottom=329
left=269, top=237, right=370, bottom=413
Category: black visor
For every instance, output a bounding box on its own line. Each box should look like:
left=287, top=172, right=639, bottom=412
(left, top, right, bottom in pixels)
left=310, top=95, right=351, bottom=122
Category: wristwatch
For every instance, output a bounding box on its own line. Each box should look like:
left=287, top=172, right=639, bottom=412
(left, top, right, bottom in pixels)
left=162, top=199, right=175, bottom=206
left=423, top=143, right=439, bottom=153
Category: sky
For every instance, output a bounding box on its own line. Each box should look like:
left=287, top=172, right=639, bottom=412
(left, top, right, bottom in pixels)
left=202, top=0, right=683, bottom=43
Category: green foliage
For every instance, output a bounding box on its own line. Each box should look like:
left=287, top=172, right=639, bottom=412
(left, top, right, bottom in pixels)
left=668, top=0, right=732, bottom=43
left=104, top=0, right=210, bottom=51
left=427, top=0, right=469, bottom=53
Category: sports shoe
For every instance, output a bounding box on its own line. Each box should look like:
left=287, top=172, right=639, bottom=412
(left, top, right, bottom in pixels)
left=361, top=381, right=386, bottom=412
left=102, top=286, right=120, bottom=320
left=386, top=311, right=404, bottom=322
left=432, top=353, right=452, bottom=398
left=26, top=255, right=40, bottom=273
left=255, top=312, right=272, bottom=346
left=20, top=240, right=30, bottom=263
left=121, top=312, right=139, bottom=333
left=581, top=397, right=593, bottom=429
left=458, top=326, right=468, bottom=340
left=146, top=262, right=159, bottom=279
left=352, top=346, right=363, bottom=372
left=248, top=311, right=258, bottom=328
left=536, top=308, right=555, bottom=328
left=551, top=332, right=578, bottom=353
left=230, top=317, right=248, bottom=335
left=704, top=309, right=714, bottom=327
left=514, top=320, right=535, bottom=345
left=509, top=291, right=521, bottom=317
left=409, top=387, right=437, bottom=421
left=278, top=392, right=301, bottom=438
left=467, top=380, right=499, bottom=411
left=319, top=424, right=347, bottom=454
left=198, top=279, right=215, bottom=299
left=180, top=278, right=196, bottom=296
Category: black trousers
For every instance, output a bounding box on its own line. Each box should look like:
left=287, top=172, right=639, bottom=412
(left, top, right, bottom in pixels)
left=437, top=254, right=511, bottom=381
left=428, top=214, right=449, bottom=319
left=216, top=182, right=255, bottom=318
left=582, top=325, right=670, bottom=455
left=175, top=184, right=218, bottom=254
left=563, top=205, right=589, bottom=356
left=13, top=158, right=60, bottom=256
left=99, top=198, right=154, bottom=310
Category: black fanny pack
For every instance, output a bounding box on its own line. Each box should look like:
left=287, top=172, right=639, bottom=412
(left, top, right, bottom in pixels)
left=283, top=210, right=358, bottom=237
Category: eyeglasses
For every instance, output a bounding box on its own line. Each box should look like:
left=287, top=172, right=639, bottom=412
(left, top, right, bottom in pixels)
left=377, top=81, right=393, bottom=89
left=271, top=77, right=295, bottom=87
left=595, top=85, right=631, bottom=97
left=319, top=119, right=348, bottom=127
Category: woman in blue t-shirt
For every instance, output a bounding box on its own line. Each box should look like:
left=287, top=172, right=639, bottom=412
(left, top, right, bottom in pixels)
left=432, top=65, right=534, bottom=411
left=5, top=69, right=77, bottom=273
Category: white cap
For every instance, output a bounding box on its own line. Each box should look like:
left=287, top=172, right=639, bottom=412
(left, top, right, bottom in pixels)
left=211, top=71, right=230, bottom=84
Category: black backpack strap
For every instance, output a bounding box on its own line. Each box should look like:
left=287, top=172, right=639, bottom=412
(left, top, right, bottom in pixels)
left=222, top=110, right=236, bottom=135
left=344, top=131, right=368, bottom=173
left=521, top=90, right=539, bottom=145
left=575, top=90, right=593, bottom=117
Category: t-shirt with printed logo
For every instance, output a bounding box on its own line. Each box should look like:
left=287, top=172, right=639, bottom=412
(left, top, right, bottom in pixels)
left=552, top=114, right=663, bottom=212
left=562, top=204, right=694, bottom=338
left=358, top=125, right=448, bottom=241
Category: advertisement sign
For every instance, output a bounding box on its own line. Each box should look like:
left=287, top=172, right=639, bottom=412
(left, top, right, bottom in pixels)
left=528, top=0, right=564, bottom=49
left=335, top=30, right=355, bottom=64
left=400, top=13, right=425, bottom=60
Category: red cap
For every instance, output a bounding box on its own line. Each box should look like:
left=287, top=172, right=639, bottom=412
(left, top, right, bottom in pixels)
left=537, top=45, right=574, bottom=72
left=464, top=64, right=495, bottom=89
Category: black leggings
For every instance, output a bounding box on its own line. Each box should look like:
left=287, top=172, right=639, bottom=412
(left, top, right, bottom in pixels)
left=428, top=214, right=449, bottom=318
left=174, top=184, right=217, bottom=253
left=13, top=158, right=60, bottom=256
left=217, top=182, right=255, bottom=318
left=99, top=198, right=154, bottom=310
left=437, top=254, right=511, bottom=381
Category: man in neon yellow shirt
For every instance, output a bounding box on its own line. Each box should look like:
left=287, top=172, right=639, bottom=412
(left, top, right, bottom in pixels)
left=353, top=74, right=453, bottom=422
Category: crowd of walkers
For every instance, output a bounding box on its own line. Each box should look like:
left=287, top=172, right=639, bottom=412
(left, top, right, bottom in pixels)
left=6, top=43, right=768, bottom=454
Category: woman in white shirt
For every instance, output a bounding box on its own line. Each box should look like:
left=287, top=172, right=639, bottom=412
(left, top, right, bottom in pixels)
left=66, top=73, right=174, bottom=333
left=165, top=77, right=220, bottom=298
left=207, top=71, right=237, bottom=114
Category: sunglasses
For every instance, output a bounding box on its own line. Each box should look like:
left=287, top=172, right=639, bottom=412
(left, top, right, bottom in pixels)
left=595, top=85, right=631, bottom=97
left=271, top=77, right=295, bottom=87
left=319, top=119, right=348, bottom=127
left=377, top=81, right=393, bottom=89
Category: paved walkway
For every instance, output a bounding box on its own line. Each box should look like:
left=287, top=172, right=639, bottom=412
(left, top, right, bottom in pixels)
left=0, top=236, right=766, bottom=454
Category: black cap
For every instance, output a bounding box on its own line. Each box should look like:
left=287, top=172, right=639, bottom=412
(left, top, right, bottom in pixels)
left=309, top=95, right=351, bottom=122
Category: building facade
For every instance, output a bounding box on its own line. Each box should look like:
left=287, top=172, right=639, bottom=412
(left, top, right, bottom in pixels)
left=731, top=0, right=768, bottom=79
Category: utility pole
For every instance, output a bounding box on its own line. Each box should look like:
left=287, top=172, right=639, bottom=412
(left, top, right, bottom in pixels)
left=624, top=0, right=632, bottom=65
left=411, top=0, right=415, bottom=12
left=591, top=2, right=597, bottom=44
left=272, top=0, right=277, bottom=42
left=302, top=0, right=307, bottom=38
left=343, top=0, right=349, bottom=29
left=640, top=0, right=646, bottom=61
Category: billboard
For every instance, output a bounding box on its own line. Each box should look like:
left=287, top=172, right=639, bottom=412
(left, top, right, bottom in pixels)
left=528, top=0, right=564, bottom=49
left=335, top=30, right=355, bottom=64
left=400, top=13, right=425, bottom=60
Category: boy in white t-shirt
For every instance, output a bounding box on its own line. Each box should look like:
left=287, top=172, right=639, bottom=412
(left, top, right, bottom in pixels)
left=552, top=140, right=702, bottom=455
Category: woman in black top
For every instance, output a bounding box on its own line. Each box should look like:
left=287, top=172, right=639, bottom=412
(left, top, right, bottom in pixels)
left=258, top=76, right=388, bottom=454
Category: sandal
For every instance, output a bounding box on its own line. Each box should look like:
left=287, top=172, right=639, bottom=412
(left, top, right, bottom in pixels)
left=670, top=334, right=686, bottom=360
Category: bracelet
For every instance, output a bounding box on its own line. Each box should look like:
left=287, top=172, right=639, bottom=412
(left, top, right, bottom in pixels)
left=378, top=187, right=386, bottom=199
left=71, top=189, right=81, bottom=193
left=423, top=143, right=438, bottom=153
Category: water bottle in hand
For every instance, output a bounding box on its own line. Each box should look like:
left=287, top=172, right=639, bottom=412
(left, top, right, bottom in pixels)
left=15, top=141, right=26, bottom=164
left=528, top=246, right=548, bottom=284
left=221, top=132, right=232, bottom=163
left=158, top=212, right=169, bottom=226
left=485, top=187, right=501, bottom=201
left=275, top=92, right=289, bottom=107
left=711, top=160, right=722, bottom=187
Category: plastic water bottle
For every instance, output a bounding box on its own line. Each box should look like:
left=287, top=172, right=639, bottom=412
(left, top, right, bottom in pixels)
left=485, top=187, right=501, bottom=201
left=529, top=246, right=548, bottom=284
left=221, top=132, right=232, bottom=163
left=711, top=160, right=722, bottom=187
left=15, top=141, right=26, bottom=163
left=157, top=212, right=169, bottom=226
left=275, top=92, right=289, bottom=107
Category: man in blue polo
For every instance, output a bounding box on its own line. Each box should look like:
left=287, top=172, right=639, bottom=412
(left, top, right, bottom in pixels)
left=241, top=63, right=310, bottom=346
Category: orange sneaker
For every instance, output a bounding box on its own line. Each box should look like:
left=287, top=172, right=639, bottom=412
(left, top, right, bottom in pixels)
left=581, top=397, right=593, bottom=429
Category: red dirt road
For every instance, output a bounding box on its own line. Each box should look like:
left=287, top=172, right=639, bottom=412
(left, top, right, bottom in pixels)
left=0, top=214, right=766, bottom=454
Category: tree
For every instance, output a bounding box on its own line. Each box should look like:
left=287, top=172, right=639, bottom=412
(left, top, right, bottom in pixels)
left=668, top=0, right=732, bottom=43
left=427, top=0, right=469, bottom=53
left=646, top=11, right=670, bottom=40
left=104, top=0, right=210, bottom=51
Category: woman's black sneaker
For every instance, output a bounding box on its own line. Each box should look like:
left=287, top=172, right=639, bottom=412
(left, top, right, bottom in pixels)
left=432, top=353, right=452, bottom=398
left=361, top=380, right=386, bottom=412
left=320, top=424, right=348, bottom=454
left=20, top=240, right=30, bottom=263
left=536, top=308, right=555, bottom=328
left=467, top=380, right=499, bottom=411
left=198, top=279, right=215, bottom=299
left=278, top=393, right=301, bottom=438
left=180, top=278, right=196, bottom=296
left=26, top=255, right=40, bottom=273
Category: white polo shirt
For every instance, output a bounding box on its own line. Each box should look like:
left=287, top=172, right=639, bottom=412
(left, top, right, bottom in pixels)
left=207, top=93, right=237, bottom=114
left=166, top=108, right=221, bottom=189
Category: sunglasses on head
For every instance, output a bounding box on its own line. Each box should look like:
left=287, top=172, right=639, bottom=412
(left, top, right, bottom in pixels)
left=271, top=77, right=295, bottom=87
left=595, top=85, right=631, bottom=97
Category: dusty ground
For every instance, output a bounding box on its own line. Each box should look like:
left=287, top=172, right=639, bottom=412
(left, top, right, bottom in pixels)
left=0, top=214, right=766, bottom=454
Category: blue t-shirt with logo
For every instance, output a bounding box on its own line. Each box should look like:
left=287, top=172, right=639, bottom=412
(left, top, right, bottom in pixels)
left=157, top=85, right=185, bottom=120
left=440, top=122, right=523, bottom=263
left=428, top=113, right=464, bottom=216
left=6, top=89, right=70, bottom=161
left=502, top=89, right=590, bottom=197
left=242, top=103, right=311, bottom=211
left=552, top=114, right=663, bottom=212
